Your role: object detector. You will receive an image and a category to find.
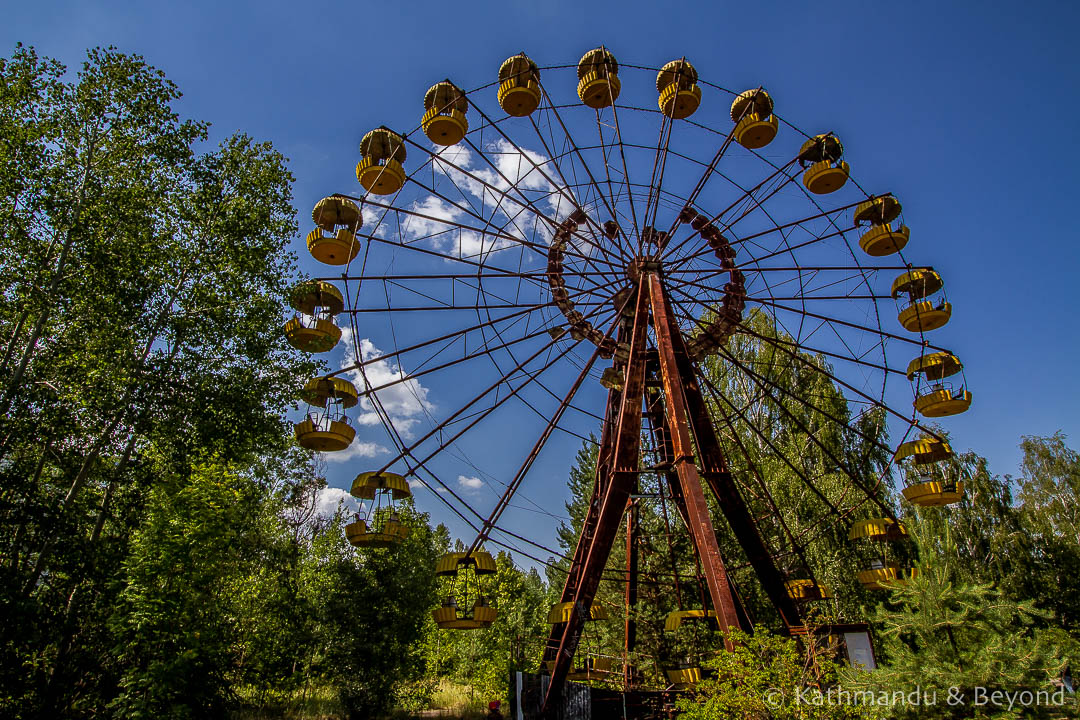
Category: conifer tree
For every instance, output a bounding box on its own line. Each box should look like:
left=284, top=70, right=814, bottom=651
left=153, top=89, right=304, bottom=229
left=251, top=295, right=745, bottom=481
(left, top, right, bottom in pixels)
left=848, top=517, right=1075, bottom=719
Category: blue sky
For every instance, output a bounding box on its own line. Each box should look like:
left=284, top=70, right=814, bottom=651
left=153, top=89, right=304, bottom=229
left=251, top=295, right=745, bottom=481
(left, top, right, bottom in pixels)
left=7, top=1, right=1079, bottom=568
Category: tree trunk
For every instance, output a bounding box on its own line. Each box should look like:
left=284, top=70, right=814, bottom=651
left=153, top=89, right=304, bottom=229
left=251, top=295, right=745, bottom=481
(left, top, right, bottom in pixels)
left=0, top=153, right=95, bottom=418
left=38, top=432, right=136, bottom=718
left=21, top=270, right=189, bottom=595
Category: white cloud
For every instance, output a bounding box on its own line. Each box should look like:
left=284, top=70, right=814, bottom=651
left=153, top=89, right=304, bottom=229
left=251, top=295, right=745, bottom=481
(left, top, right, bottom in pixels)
left=402, top=477, right=449, bottom=495
left=401, top=139, right=574, bottom=261
left=315, top=486, right=358, bottom=520
left=322, top=440, right=389, bottom=463
left=457, top=475, right=484, bottom=491
left=339, top=327, right=435, bottom=439
left=404, top=194, right=500, bottom=261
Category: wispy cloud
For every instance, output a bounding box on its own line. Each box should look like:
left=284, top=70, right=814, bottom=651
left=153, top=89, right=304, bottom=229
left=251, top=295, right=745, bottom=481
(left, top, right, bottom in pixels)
left=400, top=140, right=573, bottom=261
left=340, top=327, right=434, bottom=439
left=323, top=439, right=389, bottom=463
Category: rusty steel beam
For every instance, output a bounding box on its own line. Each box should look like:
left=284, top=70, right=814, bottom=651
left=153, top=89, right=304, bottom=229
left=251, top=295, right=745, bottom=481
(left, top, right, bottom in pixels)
left=542, top=283, right=651, bottom=714
left=541, top=325, right=628, bottom=665
left=646, top=378, right=750, bottom=626
left=644, top=381, right=689, bottom=614
left=623, top=493, right=638, bottom=690
left=647, top=273, right=743, bottom=641
left=658, top=278, right=805, bottom=631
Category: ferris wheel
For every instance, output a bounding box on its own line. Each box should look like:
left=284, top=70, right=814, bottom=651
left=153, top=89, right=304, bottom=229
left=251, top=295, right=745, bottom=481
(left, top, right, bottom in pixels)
left=285, top=48, right=972, bottom=705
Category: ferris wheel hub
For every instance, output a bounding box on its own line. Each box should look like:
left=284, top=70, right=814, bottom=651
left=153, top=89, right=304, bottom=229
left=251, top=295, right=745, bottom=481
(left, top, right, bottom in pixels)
left=625, top=256, right=664, bottom=284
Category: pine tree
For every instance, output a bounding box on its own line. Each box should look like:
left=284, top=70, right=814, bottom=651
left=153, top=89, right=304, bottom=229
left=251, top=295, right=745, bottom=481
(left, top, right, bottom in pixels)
left=848, top=518, right=1075, bottom=719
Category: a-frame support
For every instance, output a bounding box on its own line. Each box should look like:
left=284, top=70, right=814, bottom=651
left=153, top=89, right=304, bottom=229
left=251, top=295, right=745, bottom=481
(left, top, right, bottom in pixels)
left=541, top=273, right=802, bottom=715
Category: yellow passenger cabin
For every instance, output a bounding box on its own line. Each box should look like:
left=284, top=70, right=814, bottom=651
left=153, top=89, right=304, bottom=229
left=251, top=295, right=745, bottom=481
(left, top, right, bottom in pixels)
left=345, top=471, right=413, bottom=548
left=786, top=578, right=833, bottom=601
left=307, top=196, right=362, bottom=265
left=797, top=134, right=849, bottom=194
left=656, top=59, right=701, bottom=119
left=730, top=88, right=778, bottom=149
left=849, top=518, right=915, bottom=590
left=498, top=54, right=542, bottom=116
left=906, top=352, right=972, bottom=417
left=294, top=376, right=358, bottom=452
left=895, top=436, right=965, bottom=507
left=283, top=280, right=344, bottom=353
left=854, top=194, right=908, bottom=256
left=577, top=48, right=621, bottom=109
left=423, top=81, right=469, bottom=146
left=432, top=550, right=498, bottom=629
left=892, top=269, right=952, bottom=332
left=356, top=128, right=407, bottom=195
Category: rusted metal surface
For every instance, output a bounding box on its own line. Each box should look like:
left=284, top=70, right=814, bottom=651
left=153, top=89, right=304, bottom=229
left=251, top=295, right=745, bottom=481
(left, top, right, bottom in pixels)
left=542, top=327, right=627, bottom=666
left=623, top=494, right=638, bottom=690
left=543, top=271, right=807, bottom=712
left=543, top=284, right=650, bottom=713
left=658, top=281, right=804, bottom=631
left=646, top=273, right=743, bottom=639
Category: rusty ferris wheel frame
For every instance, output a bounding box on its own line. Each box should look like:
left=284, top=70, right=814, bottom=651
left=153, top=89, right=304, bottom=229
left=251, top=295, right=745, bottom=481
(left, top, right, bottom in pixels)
left=297, top=50, right=970, bottom=713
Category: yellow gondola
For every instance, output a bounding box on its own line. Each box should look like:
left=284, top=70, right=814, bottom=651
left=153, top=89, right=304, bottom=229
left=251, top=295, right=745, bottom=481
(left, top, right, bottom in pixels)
left=848, top=518, right=908, bottom=542
left=656, top=59, right=701, bottom=119
left=498, top=54, right=542, bottom=116
left=663, top=609, right=717, bottom=632
left=547, top=601, right=609, bottom=624
left=599, top=366, right=623, bottom=391
left=546, top=600, right=613, bottom=681
left=854, top=194, right=909, bottom=256
left=436, top=551, right=497, bottom=576
left=661, top=608, right=720, bottom=687
left=895, top=436, right=965, bottom=507
left=433, top=596, right=497, bottom=629
left=786, top=579, right=833, bottom=601
left=903, top=480, right=965, bottom=507
left=892, top=269, right=952, bottom=332
left=856, top=562, right=918, bottom=590
left=423, top=81, right=468, bottom=146
left=345, top=471, right=413, bottom=548
left=356, top=128, right=407, bottom=195
left=849, top=518, right=914, bottom=590
left=854, top=195, right=902, bottom=225
left=577, top=48, right=620, bottom=109
left=906, top=352, right=973, bottom=417
left=350, top=471, right=412, bottom=499
left=895, top=435, right=953, bottom=464
left=294, top=377, right=358, bottom=452
left=308, top=196, right=362, bottom=265
left=797, top=134, right=849, bottom=194
left=284, top=280, right=344, bottom=353
left=433, top=550, right=498, bottom=629
left=729, top=88, right=778, bottom=149
left=665, top=665, right=703, bottom=687
left=344, top=517, right=410, bottom=548
left=542, top=656, right=615, bottom=681
left=300, top=377, right=359, bottom=408
left=567, top=656, right=614, bottom=681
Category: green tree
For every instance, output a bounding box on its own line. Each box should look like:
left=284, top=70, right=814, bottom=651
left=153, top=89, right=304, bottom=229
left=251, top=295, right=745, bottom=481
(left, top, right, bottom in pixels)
left=1015, top=433, right=1080, bottom=632
left=317, top=500, right=443, bottom=718
left=109, top=460, right=256, bottom=719
left=699, top=310, right=895, bottom=624
left=0, top=43, right=312, bottom=717
left=675, top=626, right=880, bottom=720
left=849, top=518, right=1075, bottom=719
left=424, top=548, right=550, bottom=705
